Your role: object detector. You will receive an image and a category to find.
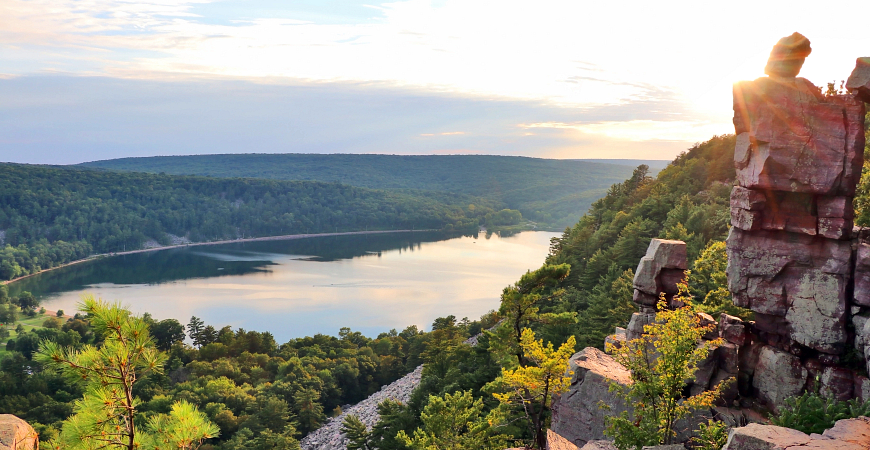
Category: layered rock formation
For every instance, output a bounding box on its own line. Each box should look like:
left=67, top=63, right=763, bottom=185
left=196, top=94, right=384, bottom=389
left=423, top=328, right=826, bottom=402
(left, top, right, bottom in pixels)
left=726, top=33, right=869, bottom=412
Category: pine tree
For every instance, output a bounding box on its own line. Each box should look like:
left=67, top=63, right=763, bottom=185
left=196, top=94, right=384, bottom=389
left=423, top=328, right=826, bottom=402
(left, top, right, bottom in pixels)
left=36, top=296, right=219, bottom=450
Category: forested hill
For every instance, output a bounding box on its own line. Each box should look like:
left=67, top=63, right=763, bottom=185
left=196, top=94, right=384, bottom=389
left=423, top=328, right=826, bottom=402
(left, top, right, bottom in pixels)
left=79, top=154, right=638, bottom=228
left=0, top=163, right=493, bottom=281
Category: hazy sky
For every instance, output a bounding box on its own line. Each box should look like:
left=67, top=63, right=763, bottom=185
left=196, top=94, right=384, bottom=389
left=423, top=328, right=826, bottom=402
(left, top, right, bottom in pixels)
left=2, top=0, right=869, bottom=164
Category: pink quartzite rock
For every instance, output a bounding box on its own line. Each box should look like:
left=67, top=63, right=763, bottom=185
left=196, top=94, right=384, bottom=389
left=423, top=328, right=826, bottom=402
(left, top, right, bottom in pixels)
left=633, top=239, right=687, bottom=296
left=726, top=228, right=851, bottom=353
left=551, top=348, right=631, bottom=448
left=547, top=429, right=580, bottom=450
left=0, top=415, right=37, bottom=450
left=723, top=423, right=810, bottom=450
left=719, top=314, right=747, bottom=346
left=853, top=244, right=870, bottom=307
left=753, top=346, right=807, bottom=412
left=723, top=420, right=870, bottom=450
left=731, top=186, right=767, bottom=210
left=732, top=77, right=865, bottom=196
left=578, top=441, right=617, bottom=450
left=822, top=416, right=870, bottom=446
left=764, top=32, right=812, bottom=78
left=846, top=57, right=870, bottom=103
left=820, top=366, right=854, bottom=401
left=817, top=197, right=854, bottom=219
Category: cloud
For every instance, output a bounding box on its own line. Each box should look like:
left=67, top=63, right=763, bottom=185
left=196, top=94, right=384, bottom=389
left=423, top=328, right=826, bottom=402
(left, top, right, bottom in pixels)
left=0, top=75, right=714, bottom=164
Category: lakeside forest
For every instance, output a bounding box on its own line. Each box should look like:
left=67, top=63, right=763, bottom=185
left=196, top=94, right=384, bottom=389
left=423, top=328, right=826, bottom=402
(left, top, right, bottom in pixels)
left=1, top=112, right=868, bottom=449
left=80, top=154, right=640, bottom=229
left=0, top=164, right=510, bottom=282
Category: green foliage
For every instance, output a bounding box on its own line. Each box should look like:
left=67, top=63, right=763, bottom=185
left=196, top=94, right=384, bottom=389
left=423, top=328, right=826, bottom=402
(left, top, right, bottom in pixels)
left=689, top=241, right=752, bottom=320
left=492, top=329, right=575, bottom=449
left=341, top=415, right=372, bottom=450
left=854, top=110, right=870, bottom=226
left=0, top=162, right=497, bottom=281
left=770, top=391, right=870, bottom=435
left=398, top=390, right=507, bottom=450
left=35, top=296, right=218, bottom=450
left=692, top=419, right=729, bottom=450
left=605, top=288, right=731, bottom=450
left=490, top=263, right=573, bottom=364
left=80, top=154, right=639, bottom=229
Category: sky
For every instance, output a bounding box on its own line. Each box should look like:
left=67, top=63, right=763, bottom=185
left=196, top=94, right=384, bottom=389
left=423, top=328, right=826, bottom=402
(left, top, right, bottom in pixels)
left=2, top=0, right=869, bottom=165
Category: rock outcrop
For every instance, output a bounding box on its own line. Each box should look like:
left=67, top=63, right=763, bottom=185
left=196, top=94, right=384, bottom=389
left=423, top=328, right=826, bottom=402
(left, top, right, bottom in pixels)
left=726, top=32, right=869, bottom=412
left=722, top=416, right=870, bottom=450
left=0, top=415, right=37, bottom=450
left=550, top=347, right=631, bottom=447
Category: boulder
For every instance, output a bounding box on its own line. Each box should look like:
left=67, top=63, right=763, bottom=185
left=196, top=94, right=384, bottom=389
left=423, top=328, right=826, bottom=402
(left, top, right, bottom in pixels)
left=719, top=342, right=740, bottom=374
left=821, top=416, right=870, bottom=446
left=723, top=418, right=870, bottom=450
left=719, top=314, right=747, bottom=346
left=634, top=239, right=687, bottom=296
left=551, top=348, right=631, bottom=448
left=0, top=415, right=37, bottom=450
left=547, top=429, right=580, bottom=450
left=626, top=312, right=655, bottom=341
left=764, top=32, right=812, bottom=78
left=846, top=57, right=870, bottom=103
left=579, top=441, right=618, bottom=450
left=752, top=346, right=807, bottom=411
left=722, top=423, right=810, bottom=450
left=604, top=327, right=626, bottom=353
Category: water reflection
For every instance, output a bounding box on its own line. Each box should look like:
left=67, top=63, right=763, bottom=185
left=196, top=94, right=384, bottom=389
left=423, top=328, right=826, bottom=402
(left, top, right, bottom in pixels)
left=11, top=231, right=558, bottom=341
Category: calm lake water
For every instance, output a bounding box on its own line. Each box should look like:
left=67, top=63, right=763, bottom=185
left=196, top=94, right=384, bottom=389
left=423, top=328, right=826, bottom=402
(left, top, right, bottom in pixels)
left=10, top=231, right=558, bottom=342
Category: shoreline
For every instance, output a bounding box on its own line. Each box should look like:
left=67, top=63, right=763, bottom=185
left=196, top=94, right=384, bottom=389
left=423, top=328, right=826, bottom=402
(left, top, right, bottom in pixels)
left=1, top=229, right=436, bottom=286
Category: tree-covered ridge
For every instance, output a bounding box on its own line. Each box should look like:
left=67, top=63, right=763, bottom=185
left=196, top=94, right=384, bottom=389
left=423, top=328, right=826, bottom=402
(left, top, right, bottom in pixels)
left=0, top=163, right=498, bottom=281
left=79, top=154, right=639, bottom=228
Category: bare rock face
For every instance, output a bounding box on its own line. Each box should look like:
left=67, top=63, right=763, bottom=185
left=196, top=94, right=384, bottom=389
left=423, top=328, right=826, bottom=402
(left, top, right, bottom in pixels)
left=764, top=32, right=812, bottom=78
left=752, top=346, right=807, bottom=411
left=551, top=347, right=631, bottom=448
left=846, top=57, right=870, bottom=102
left=0, top=415, right=37, bottom=450
left=732, top=77, right=865, bottom=196
left=726, top=228, right=851, bottom=354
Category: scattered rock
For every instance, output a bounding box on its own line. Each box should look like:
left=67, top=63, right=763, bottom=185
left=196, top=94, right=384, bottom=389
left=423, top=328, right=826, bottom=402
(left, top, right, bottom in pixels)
left=719, top=314, right=747, bottom=346
left=723, top=418, right=870, bottom=450
left=300, top=365, right=423, bottom=450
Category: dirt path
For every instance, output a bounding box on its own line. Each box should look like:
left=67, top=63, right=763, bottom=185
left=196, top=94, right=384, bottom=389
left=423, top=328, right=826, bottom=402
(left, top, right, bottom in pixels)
left=1, top=229, right=433, bottom=286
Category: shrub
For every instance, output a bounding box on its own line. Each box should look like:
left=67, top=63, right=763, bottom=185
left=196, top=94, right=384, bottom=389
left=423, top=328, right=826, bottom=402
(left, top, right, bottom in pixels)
left=771, top=391, right=870, bottom=435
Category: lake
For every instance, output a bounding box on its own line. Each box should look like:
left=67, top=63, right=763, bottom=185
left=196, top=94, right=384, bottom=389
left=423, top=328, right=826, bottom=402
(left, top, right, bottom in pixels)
left=10, top=231, right=559, bottom=342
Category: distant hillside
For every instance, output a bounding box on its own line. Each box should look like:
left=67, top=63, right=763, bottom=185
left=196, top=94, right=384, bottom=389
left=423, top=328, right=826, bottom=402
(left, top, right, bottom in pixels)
left=79, top=154, right=638, bottom=228
left=0, top=163, right=493, bottom=281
